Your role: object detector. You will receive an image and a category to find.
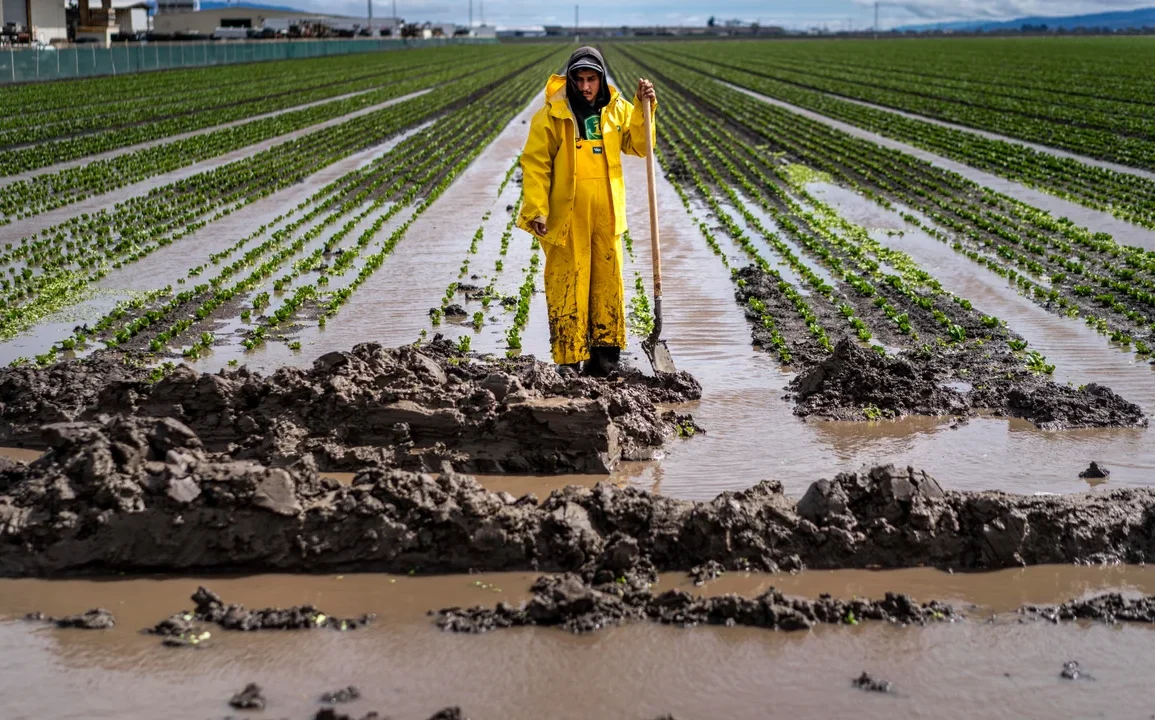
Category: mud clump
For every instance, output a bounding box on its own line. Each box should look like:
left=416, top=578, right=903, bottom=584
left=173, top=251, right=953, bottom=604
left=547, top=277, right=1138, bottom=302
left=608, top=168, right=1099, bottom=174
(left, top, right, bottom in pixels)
left=229, top=683, right=266, bottom=710
left=1060, top=661, right=1090, bottom=681
left=852, top=672, right=894, bottom=693
left=6, top=419, right=1155, bottom=578
left=24, top=608, right=115, bottom=629
left=0, top=355, right=149, bottom=440
left=320, top=686, right=362, bottom=704
left=434, top=571, right=958, bottom=635
left=0, top=339, right=701, bottom=475
left=1079, top=462, right=1110, bottom=479
left=313, top=711, right=383, bottom=720
left=789, top=338, right=1145, bottom=429
left=149, top=586, right=375, bottom=638
left=1024, top=593, right=1155, bottom=624
left=689, top=560, right=727, bottom=586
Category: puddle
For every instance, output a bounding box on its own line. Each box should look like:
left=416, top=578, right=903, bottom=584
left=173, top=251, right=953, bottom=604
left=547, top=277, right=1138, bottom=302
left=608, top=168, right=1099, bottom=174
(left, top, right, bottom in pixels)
left=1, top=567, right=1154, bottom=719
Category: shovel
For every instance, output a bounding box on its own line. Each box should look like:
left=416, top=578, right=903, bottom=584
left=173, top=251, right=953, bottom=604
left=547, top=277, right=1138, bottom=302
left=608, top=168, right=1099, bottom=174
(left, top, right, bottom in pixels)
left=640, top=95, right=677, bottom=374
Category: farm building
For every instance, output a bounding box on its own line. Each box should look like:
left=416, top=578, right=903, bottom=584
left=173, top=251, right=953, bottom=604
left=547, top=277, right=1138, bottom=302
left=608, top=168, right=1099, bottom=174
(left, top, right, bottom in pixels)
left=1, top=0, right=67, bottom=44
left=152, top=6, right=404, bottom=36
left=152, top=6, right=339, bottom=35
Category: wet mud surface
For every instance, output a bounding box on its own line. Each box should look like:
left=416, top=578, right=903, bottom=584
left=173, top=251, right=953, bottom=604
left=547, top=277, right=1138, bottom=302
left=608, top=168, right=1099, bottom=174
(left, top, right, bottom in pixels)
left=790, top=336, right=1145, bottom=430
left=0, top=338, right=700, bottom=476
left=735, top=265, right=1146, bottom=430
left=5, top=414, right=1155, bottom=577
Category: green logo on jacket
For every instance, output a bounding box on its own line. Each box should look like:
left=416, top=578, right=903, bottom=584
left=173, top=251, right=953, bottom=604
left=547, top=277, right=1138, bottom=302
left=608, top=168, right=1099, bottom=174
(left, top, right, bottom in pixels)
left=584, top=115, right=603, bottom=141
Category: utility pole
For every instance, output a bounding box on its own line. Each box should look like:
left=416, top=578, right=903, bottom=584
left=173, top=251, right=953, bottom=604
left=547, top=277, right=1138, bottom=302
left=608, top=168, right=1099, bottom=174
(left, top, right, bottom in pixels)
left=469, top=0, right=472, bottom=28
left=874, top=1, right=879, bottom=38
left=480, top=0, right=484, bottom=25
left=575, top=4, right=578, bottom=40
left=367, top=0, right=372, bottom=34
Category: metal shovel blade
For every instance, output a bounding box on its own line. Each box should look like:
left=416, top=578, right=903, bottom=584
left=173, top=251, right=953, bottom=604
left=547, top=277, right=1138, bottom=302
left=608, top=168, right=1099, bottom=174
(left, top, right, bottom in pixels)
left=642, top=336, right=677, bottom=374
left=642, top=306, right=676, bottom=374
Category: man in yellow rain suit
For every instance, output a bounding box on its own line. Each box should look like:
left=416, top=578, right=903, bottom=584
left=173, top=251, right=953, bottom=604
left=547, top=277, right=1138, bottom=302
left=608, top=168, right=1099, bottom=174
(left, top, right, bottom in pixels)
left=517, top=46, right=657, bottom=377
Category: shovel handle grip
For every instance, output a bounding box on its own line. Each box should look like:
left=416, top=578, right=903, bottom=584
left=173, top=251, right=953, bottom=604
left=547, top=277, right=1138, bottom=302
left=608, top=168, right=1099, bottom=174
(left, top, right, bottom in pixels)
left=642, top=96, right=662, bottom=300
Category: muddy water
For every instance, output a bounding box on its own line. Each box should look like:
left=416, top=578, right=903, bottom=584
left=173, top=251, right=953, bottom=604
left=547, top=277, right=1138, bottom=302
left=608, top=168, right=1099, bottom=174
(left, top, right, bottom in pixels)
left=2, top=567, right=1155, bottom=719
left=724, top=83, right=1155, bottom=251
left=599, top=151, right=1155, bottom=498
left=3, top=89, right=432, bottom=242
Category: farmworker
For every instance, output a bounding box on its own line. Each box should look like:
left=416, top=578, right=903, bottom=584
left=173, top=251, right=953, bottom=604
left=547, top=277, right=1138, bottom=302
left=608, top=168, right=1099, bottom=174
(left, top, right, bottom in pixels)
left=518, top=46, right=657, bottom=377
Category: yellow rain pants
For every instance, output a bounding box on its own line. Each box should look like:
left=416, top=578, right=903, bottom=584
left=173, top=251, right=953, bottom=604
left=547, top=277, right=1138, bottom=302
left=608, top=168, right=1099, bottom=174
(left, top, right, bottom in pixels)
left=543, top=138, right=626, bottom=365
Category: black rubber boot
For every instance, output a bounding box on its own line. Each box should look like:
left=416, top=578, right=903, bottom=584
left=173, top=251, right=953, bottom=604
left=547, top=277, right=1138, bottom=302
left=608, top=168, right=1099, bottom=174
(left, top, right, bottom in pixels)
left=557, top=363, right=581, bottom=378
left=582, top=347, right=621, bottom=378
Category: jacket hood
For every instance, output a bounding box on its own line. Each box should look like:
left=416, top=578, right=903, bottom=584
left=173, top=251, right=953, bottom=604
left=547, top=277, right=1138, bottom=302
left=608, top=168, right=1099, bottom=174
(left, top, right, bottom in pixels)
left=544, top=74, right=620, bottom=118
left=564, top=45, right=607, bottom=78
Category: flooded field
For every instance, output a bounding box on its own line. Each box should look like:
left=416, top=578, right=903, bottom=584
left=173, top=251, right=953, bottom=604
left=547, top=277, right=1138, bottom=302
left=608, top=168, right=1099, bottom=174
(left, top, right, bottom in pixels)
left=4, top=38, right=1155, bottom=719
left=2, top=567, right=1155, bottom=719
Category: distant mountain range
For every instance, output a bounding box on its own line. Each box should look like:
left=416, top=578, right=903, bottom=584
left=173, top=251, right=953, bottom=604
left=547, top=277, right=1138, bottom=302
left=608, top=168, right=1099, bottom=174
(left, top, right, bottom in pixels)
left=896, top=6, right=1155, bottom=32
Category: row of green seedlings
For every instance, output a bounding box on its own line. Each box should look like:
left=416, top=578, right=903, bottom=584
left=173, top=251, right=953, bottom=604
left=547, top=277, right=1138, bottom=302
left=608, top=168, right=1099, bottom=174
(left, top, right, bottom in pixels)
left=1, top=50, right=457, bottom=160
left=279, top=66, right=549, bottom=345
left=658, top=112, right=838, bottom=357
left=621, top=230, right=656, bottom=337
left=645, top=44, right=1155, bottom=232
left=646, top=54, right=1085, bottom=372
left=1, top=92, right=434, bottom=341
left=431, top=212, right=491, bottom=331
left=67, top=127, right=431, bottom=358
left=233, top=100, right=500, bottom=352
left=0, top=46, right=556, bottom=222
left=33, top=53, right=561, bottom=358
left=440, top=192, right=525, bottom=324
left=0, top=50, right=560, bottom=339
left=497, top=154, right=521, bottom=197
left=505, top=239, right=542, bottom=355
left=671, top=45, right=1155, bottom=188
left=239, top=112, right=481, bottom=352
left=706, top=75, right=1054, bottom=368
left=622, top=47, right=1046, bottom=375
left=651, top=55, right=954, bottom=350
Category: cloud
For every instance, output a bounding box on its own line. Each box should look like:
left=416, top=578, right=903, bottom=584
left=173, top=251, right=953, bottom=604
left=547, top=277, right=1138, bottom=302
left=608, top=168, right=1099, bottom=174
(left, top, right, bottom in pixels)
left=254, top=0, right=1155, bottom=27
left=850, top=0, right=1154, bottom=21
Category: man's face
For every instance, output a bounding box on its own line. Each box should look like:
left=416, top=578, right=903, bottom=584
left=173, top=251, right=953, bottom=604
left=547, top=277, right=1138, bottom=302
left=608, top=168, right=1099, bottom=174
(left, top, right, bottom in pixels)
left=573, top=68, right=601, bottom=102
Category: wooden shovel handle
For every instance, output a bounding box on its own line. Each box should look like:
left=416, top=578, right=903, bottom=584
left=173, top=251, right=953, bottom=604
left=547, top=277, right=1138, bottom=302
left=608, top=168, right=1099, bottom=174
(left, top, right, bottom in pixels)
left=642, top=96, right=661, bottom=300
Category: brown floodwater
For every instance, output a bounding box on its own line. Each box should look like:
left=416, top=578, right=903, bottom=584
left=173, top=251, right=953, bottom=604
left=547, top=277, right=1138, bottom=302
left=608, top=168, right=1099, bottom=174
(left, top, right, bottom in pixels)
left=7, top=102, right=1155, bottom=719
left=1, top=566, right=1153, bottom=720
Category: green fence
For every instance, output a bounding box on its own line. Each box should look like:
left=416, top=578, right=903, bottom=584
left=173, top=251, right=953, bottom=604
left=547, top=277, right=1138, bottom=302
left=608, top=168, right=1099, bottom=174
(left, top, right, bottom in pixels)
left=0, top=37, right=497, bottom=84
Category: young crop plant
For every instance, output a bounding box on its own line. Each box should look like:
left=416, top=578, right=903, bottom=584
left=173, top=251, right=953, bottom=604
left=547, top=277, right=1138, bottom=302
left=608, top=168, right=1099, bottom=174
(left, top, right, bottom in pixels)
left=628, top=272, right=655, bottom=337
left=1025, top=350, right=1056, bottom=375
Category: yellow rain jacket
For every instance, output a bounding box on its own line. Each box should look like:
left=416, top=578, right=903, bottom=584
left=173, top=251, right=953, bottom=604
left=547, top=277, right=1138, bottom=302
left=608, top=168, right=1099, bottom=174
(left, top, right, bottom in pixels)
left=517, top=74, right=657, bottom=246
left=517, top=73, right=656, bottom=365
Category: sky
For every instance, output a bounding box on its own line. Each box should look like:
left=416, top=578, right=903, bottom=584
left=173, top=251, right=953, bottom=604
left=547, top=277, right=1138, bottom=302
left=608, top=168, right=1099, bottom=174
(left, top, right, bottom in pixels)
left=284, top=0, right=1155, bottom=29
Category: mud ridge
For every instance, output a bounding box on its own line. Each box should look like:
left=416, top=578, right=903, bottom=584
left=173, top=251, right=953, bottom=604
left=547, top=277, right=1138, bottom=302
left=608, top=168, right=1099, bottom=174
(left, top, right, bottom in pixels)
left=24, top=608, right=115, bottom=629
left=790, top=337, right=1146, bottom=429
left=0, top=338, right=702, bottom=475
left=6, top=419, right=1155, bottom=577
left=734, top=265, right=1146, bottom=429
left=434, top=571, right=958, bottom=634
left=148, top=586, right=375, bottom=645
